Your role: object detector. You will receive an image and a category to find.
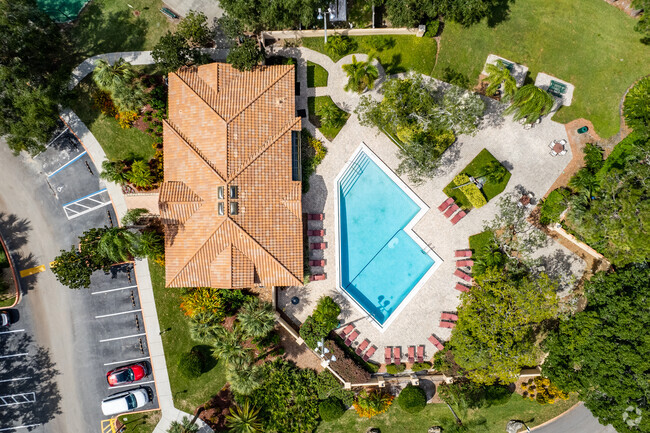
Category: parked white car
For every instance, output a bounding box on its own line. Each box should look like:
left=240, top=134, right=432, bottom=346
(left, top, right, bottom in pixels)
left=101, top=389, right=149, bottom=416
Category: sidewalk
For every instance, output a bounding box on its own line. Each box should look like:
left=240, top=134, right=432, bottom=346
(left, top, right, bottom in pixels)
left=262, top=27, right=419, bottom=40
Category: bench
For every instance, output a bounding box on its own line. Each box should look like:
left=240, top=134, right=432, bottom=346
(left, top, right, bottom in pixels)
left=548, top=80, right=567, bottom=97
left=160, top=7, right=179, bottom=20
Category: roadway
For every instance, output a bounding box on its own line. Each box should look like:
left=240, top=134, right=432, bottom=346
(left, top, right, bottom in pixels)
left=532, top=402, right=617, bottom=433
left=0, top=125, right=157, bottom=433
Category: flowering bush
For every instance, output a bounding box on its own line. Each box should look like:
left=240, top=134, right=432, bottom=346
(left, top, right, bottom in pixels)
left=92, top=90, right=117, bottom=117
left=310, top=137, right=327, bottom=166
left=353, top=389, right=393, bottom=418
left=521, top=377, right=568, bottom=404
left=180, top=287, right=226, bottom=321
left=460, top=182, right=487, bottom=208
left=116, top=110, right=138, bottom=129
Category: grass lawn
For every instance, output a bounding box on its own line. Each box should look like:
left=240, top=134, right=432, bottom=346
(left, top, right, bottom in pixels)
left=307, top=61, right=329, bottom=87
left=67, top=78, right=156, bottom=162
left=469, top=230, right=494, bottom=255
left=301, top=35, right=438, bottom=76
left=317, top=393, right=578, bottom=433
left=308, top=96, right=350, bottom=141
left=432, top=0, right=649, bottom=138
left=443, top=149, right=511, bottom=209
left=149, top=262, right=228, bottom=413
left=67, top=0, right=175, bottom=61
left=119, top=410, right=161, bottom=433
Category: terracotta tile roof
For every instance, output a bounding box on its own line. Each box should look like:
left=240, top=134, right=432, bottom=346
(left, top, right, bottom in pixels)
left=159, top=63, right=303, bottom=289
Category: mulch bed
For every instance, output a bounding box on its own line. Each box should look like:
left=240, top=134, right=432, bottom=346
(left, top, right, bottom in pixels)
left=197, top=386, right=233, bottom=431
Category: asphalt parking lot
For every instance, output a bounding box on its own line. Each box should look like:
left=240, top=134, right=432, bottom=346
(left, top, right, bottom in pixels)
left=0, top=121, right=159, bottom=431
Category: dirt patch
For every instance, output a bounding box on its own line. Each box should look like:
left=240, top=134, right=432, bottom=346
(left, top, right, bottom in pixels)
left=278, top=326, right=324, bottom=372
left=198, top=386, right=233, bottom=431
left=601, top=0, right=643, bottom=17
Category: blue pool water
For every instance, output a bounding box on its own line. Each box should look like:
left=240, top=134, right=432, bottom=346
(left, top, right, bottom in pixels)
left=338, top=150, right=434, bottom=325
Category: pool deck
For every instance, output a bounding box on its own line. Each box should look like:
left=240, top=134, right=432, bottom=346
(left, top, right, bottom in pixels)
left=277, top=68, right=586, bottom=364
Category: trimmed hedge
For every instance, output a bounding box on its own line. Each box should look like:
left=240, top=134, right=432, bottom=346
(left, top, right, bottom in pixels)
left=397, top=385, right=427, bottom=413
left=539, top=188, right=571, bottom=225
left=460, top=182, right=487, bottom=208
left=411, top=362, right=432, bottom=372
left=453, top=173, right=471, bottom=186
left=178, top=349, right=204, bottom=378
left=319, top=397, right=346, bottom=421
left=386, top=363, right=406, bottom=375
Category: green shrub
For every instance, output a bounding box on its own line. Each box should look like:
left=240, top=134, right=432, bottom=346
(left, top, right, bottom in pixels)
left=326, top=35, right=355, bottom=56
left=539, top=188, right=571, bottom=225
left=319, top=397, right=346, bottom=421
left=397, top=385, right=427, bottom=413
left=425, top=19, right=440, bottom=37
left=453, top=173, right=471, bottom=186
left=411, top=362, right=431, bottom=372
left=583, top=143, right=604, bottom=173
left=299, top=316, right=331, bottom=349
left=385, top=363, right=406, bottom=375
left=300, top=296, right=341, bottom=349
left=460, top=182, right=487, bottom=208
left=178, top=349, right=204, bottom=378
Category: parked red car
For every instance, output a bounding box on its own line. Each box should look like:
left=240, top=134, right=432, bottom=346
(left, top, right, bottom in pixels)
left=106, top=363, right=147, bottom=387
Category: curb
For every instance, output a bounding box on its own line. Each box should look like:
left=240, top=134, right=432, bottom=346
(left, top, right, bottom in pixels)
left=0, top=225, right=22, bottom=308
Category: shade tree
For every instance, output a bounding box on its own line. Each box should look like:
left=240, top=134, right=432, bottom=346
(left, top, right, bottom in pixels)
left=342, top=55, right=379, bottom=93
left=504, top=84, right=555, bottom=124
left=483, top=60, right=517, bottom=102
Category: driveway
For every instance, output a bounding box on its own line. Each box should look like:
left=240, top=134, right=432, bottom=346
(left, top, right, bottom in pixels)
left=162, top=0, right=223, bottom=24
left=532, top=402, right=617, bottom=433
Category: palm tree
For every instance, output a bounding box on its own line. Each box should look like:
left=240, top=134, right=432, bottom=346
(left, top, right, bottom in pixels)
left=92, top=58, right=135, bottom=93
left=316, top=101, right=345, bottom=129
left=342, top=55, right=379, bottom=93
left=212, top=325, right=252, bottom=366
left=126, top=160, right=154, bottom=188
left=326, top=35, right=353, bottom=56
left=312, top=296, right=340, bottom=330
left=481, top=161, right=508, bottom=184
left=569, top=168, right=599, bottom=196
left=237, top=299, right=276, bottom=339
left=97, top=227, right=140, bottom=263
left=121, top=208, right=148, bottom=226
left=189, top=315, right=221, bottom=343
left=100, top=160, right=128, bottom=184
left=112, top=82, right=147, bottom=112
left=226, top=401, right=264, bottom=433
left=167, top=416, right=199, bottom=433
left=484, top=60, right=517, bottom=102
left=504, top=84, right=555, bottom=124
left=138, top=230, right=164, bottom=259
left=472, top=244, right=506, bottom=276
left=226, top=361, right=264, bottom=395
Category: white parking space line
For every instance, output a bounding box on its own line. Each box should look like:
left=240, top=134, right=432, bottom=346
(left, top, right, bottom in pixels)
left=100, top=333, right=146, bottom=343
left=104, top=356, right=150, bottom=366
left=0, top=377, right=31, bottom=383
left=95, top=309, right=141, bottom=319
left=0, top=353, right=28, bottom=359
left=46, top=150, right=87, bottom=177
left=92, top=285, right=137, bottom=295
left=0, top=425, right=41, bottom=431
left=108, top=380, right=155, bottom=390
left=62, top=188, right=112, bottom=220
left=0, top=329, right=25, bottom=335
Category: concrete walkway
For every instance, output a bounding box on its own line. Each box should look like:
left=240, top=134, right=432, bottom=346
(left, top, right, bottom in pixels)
left=263, top=27, right=419, bottom=40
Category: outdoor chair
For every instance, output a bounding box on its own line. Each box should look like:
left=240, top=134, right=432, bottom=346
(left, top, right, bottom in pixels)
left=310, top=242, right=327, bottom=250
left=456, top=259, right=474, bottom=267
left=438, top=197, right=455, bottom=212
left=524, top=123, right=532, bottom=130
left=559, top=150, right=567, bottom=156
left=309, top=274, right=326, bottom=282
left=548, top=80, right=568, bottom=97
left=454, top=269, right=473, bottom=283
left=455, top=250, right=472, bottom=258
left=394, top=347, right=401, bottom=365
left=417, top=345, right=424, bottom=363
left=454, top=283, right=471, bottom=292
left=363, top=345, right=377, bottom=362
left=307, top=229, right=325, bottom=236
left=451, top=211, right=467, bottom=225
left=308, top=213, right=324, bottom=220
left=550, top=150, right=558, bottom=157
left=408, top=346, right=415, bottom=363
left=441, top=312, right=459, bottom=321
left=444, top=204, right=459, bottom=218
left=309, top=260, right=326, bottom=266
left=345, top=330, right=359, bottom=346
left=356, top=339, right=370, bottom=356
left=549, top=141, right=556, bottom=149
left=440, top=321, right=456, bottom=329
left=340, top=323, right=355, bottom=337
left=384, top=347, right=392, bottom=364
left=559, top=139, right=567, bottom=145
left=428, top=335, right=445, bottom=350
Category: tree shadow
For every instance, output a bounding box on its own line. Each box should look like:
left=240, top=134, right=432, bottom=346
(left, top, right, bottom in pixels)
left=481, top=99, right=507, bottom=129
left=537, top=249, right=582, bottom=293
left=193, top=344, right=218, bottom=373
left=384, top=53, right=403, bottom=75
left=0, top=335, right=62, bottom=427
left=486, top=0, right=515, bottom=28
left=0, top=212, right=32, bottom=251
left=68, top=3, right=148, bottom=59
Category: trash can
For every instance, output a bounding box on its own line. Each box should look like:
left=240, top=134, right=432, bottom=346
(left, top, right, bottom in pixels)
left=577, top=126, right=588, bottom=134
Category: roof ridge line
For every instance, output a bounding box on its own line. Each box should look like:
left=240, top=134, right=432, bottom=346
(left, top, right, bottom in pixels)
left=225, top=66, right=294, bottom=125
left=164, top=119, right=227, bottom=183
left=227, top=117, right=301, bottom=182
left=173, top=68, right=226, bottom=123
left=227, top=217, right=303, bottom=286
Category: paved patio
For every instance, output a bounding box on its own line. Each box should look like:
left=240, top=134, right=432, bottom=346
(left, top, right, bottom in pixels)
left=276, top=47, right=586, bottom=365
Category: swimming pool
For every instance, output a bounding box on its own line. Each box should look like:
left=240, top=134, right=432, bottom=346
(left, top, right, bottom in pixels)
left=335, top=144, right=440, bottom=329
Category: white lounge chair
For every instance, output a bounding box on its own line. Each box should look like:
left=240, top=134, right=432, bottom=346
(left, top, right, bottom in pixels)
left=559, top=149, right=567, bottom=156
left=550, top=150, right=557, bottom=156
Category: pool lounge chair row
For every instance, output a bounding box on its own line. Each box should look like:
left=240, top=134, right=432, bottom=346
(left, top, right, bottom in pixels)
left=340, top=324, right=376, bottom=361
left=308, top=219, right=326, bottom=281
left=438, top=197, right=467, bottom=225
left=453, top=250, right=473, bottom=292
left=385, top=345, right=426, bottom=365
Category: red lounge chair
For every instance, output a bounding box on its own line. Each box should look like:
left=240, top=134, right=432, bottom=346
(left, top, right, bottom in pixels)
left=345, top=330, right=359, bottom=346
left=309, top=260, right=325, bottom=266
left=363, top=345, right=377, bottom=362
left=454, top=283, right=471, bottom=292
left=384, top=347, right=392, bottom=364
left=308, top=213, right=324, bottom=220
left=408, top=346, right=415, bottom=363
left=355, top=339, right=370, bottom=356
left=454, top=269, right=473, bottom=283
left=307, top=229, right=324, bottom=236
left=394, top=347, right=401, bottom=365
left=451, top=210, right=467, bottom=225
left=440, top=321, right=456, bottom=329
left=310, top=243, right=327, bottom=249
left=438, top=197, right=455, bottom=212
left=417, top=345, right=424, bottom=363
left=456, top=259, right=474, bottom=267
left=455, top=250, right=472, bottom=258
left=309, top=274, right=326, bottom=282
left=441, top=312, right=459, bottom=321
left=340, top=324, right=354, bottom=337
left=428, top=335, right=445, bottom=350
left=444, top=203, right=459, bottom=218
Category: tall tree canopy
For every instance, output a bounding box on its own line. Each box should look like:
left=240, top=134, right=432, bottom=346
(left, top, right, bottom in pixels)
left=218, top=0, right=327, bottom=32
left=543, top=265, right=650, bottom=433
left=382, top=0, right=514, bottom=28
left=451, top=267, right=558, bottom=384
left=0, top=0, right=67, bottom=154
